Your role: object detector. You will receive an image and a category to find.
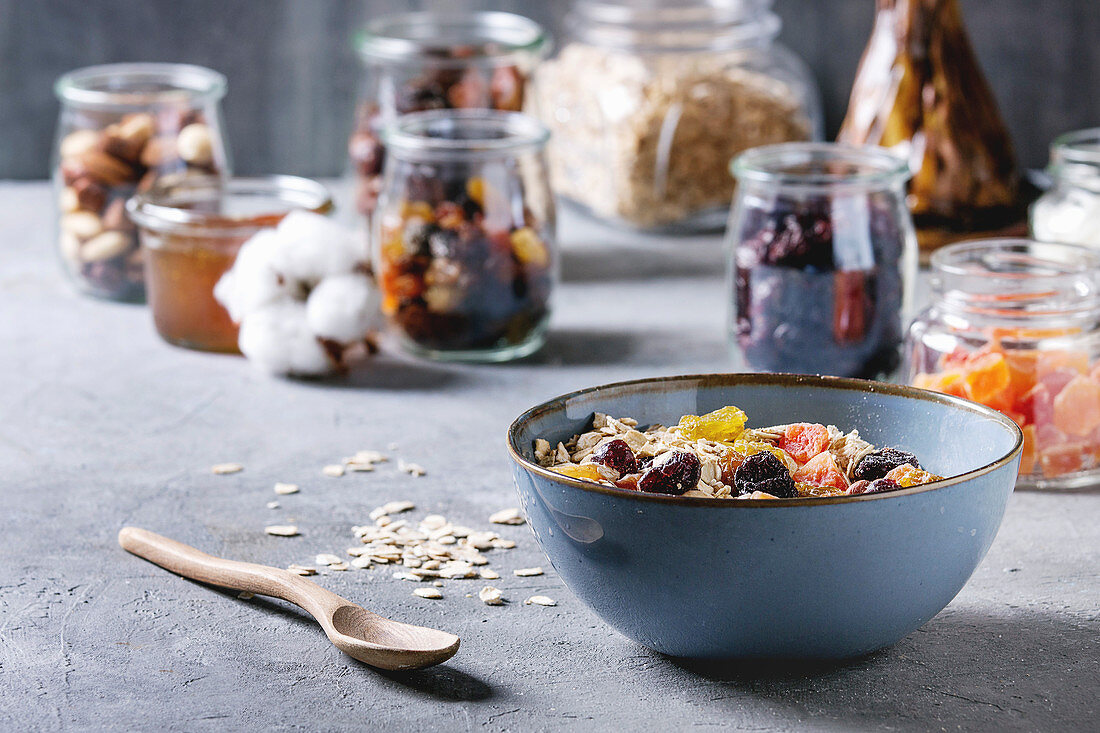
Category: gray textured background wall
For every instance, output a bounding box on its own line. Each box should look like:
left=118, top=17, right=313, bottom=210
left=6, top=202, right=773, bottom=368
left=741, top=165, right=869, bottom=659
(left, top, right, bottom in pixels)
left=1, top=0, right=1096, bottom=180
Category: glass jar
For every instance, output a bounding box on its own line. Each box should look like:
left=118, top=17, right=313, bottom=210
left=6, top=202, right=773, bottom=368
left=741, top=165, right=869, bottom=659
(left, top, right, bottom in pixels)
left=1030, top=128, right=1100, bottom=247
left=906, top=240, right=1100, bottom=490
left=728, top=143, right=916, bottom=378
left=127, top=176, right=334, bottom=353
left=373, top=110, right=556, bottom=362
left=533, top=0, right=821, bottom=232
left=349, top=11, right=550, bottom=219
left=53, top=63, right=231, bottom=302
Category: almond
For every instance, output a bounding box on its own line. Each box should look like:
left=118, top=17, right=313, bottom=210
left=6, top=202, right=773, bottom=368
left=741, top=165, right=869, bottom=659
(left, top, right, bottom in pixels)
left=75, top=150, right=135, bottom=187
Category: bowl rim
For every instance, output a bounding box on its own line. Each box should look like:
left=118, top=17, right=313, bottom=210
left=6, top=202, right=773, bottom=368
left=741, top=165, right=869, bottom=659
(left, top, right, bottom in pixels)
left=507, top=373, right=1024, bottom=507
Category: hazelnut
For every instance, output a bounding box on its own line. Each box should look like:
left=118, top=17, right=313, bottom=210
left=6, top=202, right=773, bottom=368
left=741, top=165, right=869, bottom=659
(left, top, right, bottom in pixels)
left=177, top=123, right=214, bottom=166
left=80, top=231, right=132, bottom=262
left=59, top=232, right=82, bottom=265
left=59, top=187, right=80, bottom=214
left=60, top=211, right=103, bottom=240
left=59, top=129, right=101, bottom=160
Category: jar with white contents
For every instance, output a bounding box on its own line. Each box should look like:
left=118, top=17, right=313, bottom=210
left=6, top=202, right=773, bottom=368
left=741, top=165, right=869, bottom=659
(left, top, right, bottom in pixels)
left=1031, top=128, right=1100, bottom=247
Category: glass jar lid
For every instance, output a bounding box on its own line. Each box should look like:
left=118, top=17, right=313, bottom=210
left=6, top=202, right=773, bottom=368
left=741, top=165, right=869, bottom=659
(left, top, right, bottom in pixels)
left=381, top=110, right=549, bottom=162
left=731, top=143, right=910, bottom=193
left=1048, top=127, right=1100, bottom=192
left=930, top=239, right=1100, bottom=318
left=55, top=63, right=227, bottom=110
left=356, top=11, right=549, bottom=67
left=569, top=0, right=780, bottom=52
left=126, top=175, right=334, bottom=238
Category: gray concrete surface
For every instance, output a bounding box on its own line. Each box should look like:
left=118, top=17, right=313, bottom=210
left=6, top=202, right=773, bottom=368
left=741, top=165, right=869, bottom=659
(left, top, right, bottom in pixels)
left=1, top=181, right=1097, bottom=731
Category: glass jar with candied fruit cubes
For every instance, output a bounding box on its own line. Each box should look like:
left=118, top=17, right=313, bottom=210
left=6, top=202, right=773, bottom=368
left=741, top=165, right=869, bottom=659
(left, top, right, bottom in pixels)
left=906, top=239, right=1100, bottom=489
left=373, top=110, right=556, bottom=362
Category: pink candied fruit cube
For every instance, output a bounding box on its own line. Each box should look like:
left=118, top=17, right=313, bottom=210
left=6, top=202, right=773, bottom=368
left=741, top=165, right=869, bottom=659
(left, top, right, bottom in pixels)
left=1052, top=375, right=1100, bottom=437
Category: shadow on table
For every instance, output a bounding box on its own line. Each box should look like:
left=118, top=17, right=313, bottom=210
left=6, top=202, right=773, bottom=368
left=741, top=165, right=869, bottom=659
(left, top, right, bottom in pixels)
left=663, top=607, right=1097, bottom=729
left=206, top=585, right=496, bottom=702
left=300, top=353, right=469, bottom=391
left=514, top=327, right=728, bottom=368
left=561, top=247, right=725, bottom=283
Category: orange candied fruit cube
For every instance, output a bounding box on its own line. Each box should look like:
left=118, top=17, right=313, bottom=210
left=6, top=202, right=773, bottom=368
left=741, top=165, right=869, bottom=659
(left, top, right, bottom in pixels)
left=912, top=370, right=967, bottom=398
left=961, top=352, right=1011, bottom=405
left=792, top=451, right=849, bottom=491
left=1052, top=375, right=1100, bottom=437
left=883, top=463, right=943, bottom=488
left=781, top=423, right=831, bottom=464
left=1019, top=424, right=1038, bottom=476
left=554, top=463, right=606, bottom=482
left=1038, top=443, right=1087, bottom=478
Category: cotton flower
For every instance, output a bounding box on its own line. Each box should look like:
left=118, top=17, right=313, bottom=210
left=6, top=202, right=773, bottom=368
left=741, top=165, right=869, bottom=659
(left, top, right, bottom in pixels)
left=215, top=210, right=377, bottom=377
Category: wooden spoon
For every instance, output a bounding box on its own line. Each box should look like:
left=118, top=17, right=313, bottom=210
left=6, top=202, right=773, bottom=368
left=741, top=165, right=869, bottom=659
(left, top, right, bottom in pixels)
left=118, top=527, right=459, bottom=671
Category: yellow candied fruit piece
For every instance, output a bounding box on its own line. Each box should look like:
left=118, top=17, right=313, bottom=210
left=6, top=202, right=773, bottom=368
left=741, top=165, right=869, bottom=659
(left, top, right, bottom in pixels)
left=732, top=439, right=798, bottom=475
left=678, top=405, right=747, bottom=442
left=510, top=227, right=550, bottom=267
left=553, top=464, right=605, bottom=482
left=465, top=177, right=487, bottom=206
left=883, top=463, right=943, bottom=488
left=400, top=200, right=435, bottom=222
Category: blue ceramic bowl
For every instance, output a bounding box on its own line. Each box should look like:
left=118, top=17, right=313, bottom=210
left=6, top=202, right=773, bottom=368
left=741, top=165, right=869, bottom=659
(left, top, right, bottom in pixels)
left=508, top=374, right=1022, bottom=659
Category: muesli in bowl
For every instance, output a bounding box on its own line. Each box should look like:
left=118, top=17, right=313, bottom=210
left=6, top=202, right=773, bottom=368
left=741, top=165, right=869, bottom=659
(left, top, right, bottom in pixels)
left=535, top=405, right=942, bottom=499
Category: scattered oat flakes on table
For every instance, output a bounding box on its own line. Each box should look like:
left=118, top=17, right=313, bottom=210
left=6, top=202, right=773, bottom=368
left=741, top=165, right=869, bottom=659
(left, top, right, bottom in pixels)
left=322, top=464, right=345, bottom=477
left=479, top=568, right=500, bottom=580
left=479, top=586, right=504, bottom=605
left=266, top=501, right=280, bottom=510
left=414, top=587, right=443, bottom=599
left=211, top=463, right=243, bottom=475
left=398, top=459, right=426, bottom=477
left=525, top=595, right=557, bottom=607
left=274, top=482, right=299, bottom=495
left=514, top=567, right=544, bottom=577
left=287, top=564, right=317, bottom=576
left=489, top=508, right=525, bottom=525
left=265, top=525, right=300, bottom=537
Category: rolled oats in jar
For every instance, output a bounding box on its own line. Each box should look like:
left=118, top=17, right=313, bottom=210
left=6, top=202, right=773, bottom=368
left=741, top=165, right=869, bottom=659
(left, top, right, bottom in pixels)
left=53, top=63, right=230, bottom=301
left=533, top=0, right=821, bottom=231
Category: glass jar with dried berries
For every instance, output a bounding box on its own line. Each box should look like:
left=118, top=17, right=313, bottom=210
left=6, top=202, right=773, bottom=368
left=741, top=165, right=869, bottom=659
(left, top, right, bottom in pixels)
left=373, top=110, right=555, bottom=362
left=728, top=143, right=917, bottom=379
left=53, top=63, right=231, bottom=301
left=349, top=11, right=549, bottom=220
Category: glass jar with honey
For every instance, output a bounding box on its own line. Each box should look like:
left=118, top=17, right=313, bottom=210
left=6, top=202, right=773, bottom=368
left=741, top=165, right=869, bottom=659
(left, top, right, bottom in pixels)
left=127, top=176, right=334, bottom=352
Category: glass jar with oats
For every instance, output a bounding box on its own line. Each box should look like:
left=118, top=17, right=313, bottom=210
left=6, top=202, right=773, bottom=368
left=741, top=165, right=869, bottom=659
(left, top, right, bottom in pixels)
left=531, top=0, right=821, bottom=232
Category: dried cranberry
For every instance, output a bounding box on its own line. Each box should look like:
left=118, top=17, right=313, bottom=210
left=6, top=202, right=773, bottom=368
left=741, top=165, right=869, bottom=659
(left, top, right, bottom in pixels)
left=591, top=439, right=638, bottom=476
left=733, top=452, right=797, bottom=498
left=865, top=478, right=903, bottom=494
left=853, top=448, right=921, bottom=481
left=638, top=451, right=701, bottom=496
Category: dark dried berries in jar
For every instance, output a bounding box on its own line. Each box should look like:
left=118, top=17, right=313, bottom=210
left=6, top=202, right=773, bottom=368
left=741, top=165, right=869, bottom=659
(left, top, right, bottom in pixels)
left=733, top=452, right=797, bottom=498
left=853, top=448, right=922, bottom=481
left=591, top=439, right=638, bottom=476
left=638, top=451, right=701, bottom=495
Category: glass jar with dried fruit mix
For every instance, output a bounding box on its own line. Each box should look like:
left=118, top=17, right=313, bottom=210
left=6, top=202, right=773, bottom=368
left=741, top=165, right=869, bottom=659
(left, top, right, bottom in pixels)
left=1030, top=128, right=1100, bottom=247
left=906, top=240, right=1100, bottom=489
left=728, top=143, right=917, bottom=378
left=127, top=176, right=334, bottom=353
left=532, top=0, right=821, bottom=232
left=53, top=63, right=230, bottom=301
left=374, top=110, right=555, bottom=362
left=349, top=11, right=549, bottom=219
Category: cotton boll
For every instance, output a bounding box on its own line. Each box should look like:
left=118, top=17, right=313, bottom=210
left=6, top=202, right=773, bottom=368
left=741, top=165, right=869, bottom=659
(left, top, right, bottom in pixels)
left=238, top=299, right=332, bottom=377
left=305, top=273, right=378, bottom=342
left=272, top=210, right=362, bottom=284
left=214, top=229, right=289, bottom=321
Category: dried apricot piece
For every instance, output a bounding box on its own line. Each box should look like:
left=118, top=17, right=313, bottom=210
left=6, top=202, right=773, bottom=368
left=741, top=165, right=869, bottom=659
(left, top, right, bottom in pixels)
left=792, top=452, right=849, bottom=492
left=679, top=405, right=747, bottom=442
left=962, top=352, right=1011, bottom=405
left=1052, top=375, right=1100, bottom=437
left=554, top=464, right=605, bottom=482
left=883, top=463, right=943, bottom=488
left=913, top=370, right=967, bottom=398
left=780, top=423, right=831, bottom=464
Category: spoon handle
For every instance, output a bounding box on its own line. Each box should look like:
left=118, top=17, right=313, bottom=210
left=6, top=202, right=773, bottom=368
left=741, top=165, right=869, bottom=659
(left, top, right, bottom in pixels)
left=118, top=526, right=346, bottom=618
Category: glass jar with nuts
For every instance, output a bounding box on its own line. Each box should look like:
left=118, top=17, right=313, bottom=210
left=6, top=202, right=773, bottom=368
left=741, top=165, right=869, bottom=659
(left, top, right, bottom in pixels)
left=374, top=110, right=555, bottom=362
left=53, top=63, right=230, bottom=301
left=533, top=0, right=822, bottom=232
left=349, top=11, right=549, bottom=220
